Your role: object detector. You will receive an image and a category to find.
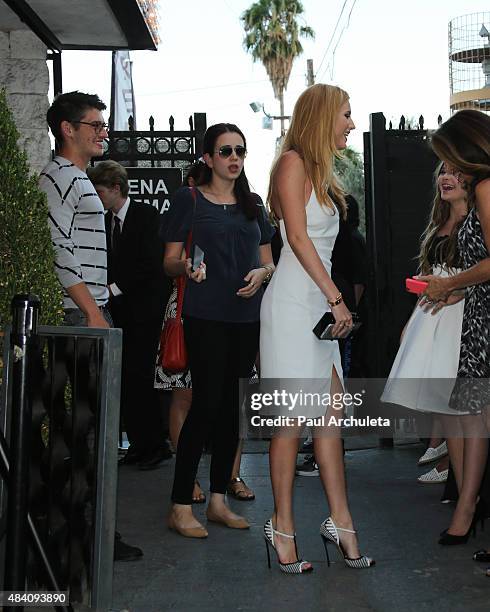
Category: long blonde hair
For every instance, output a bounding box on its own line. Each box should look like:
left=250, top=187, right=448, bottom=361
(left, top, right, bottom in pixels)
left=267, top=83, right=348, bottom=217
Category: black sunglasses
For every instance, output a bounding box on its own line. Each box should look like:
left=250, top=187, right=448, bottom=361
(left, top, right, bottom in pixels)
left=215, top=145, right=247, bottom=159
left=72, top=120, right=109, bottom=134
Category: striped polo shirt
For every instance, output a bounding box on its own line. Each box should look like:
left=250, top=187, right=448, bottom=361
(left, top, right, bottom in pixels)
left=39, top=156, right=109, bottom=309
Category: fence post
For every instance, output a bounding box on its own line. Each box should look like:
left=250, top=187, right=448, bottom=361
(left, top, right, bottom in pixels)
left=365, top=115, right=394, bottom=449
left=4, top=294, right=40, bottom=610
left=193, top=113, right=207, bottom=158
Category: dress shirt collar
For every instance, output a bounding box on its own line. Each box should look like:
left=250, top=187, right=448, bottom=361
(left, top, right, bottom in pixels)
left=113, top=197, right=131, bottom=227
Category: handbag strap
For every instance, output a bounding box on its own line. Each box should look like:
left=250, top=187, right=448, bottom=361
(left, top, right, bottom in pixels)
left=175, top=187, right=198, bottom=320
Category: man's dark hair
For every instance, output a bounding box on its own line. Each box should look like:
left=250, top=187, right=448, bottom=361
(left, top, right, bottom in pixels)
left=46, top=91, right=106, bottom=144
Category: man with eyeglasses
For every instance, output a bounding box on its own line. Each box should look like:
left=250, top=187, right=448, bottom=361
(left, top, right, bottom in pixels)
left=40, top=91, right=110, bottom=328
left=39, top=91, right=143, bottom=562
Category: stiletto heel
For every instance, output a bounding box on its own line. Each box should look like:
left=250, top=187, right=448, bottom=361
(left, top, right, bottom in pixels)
left=476, top=499, right=487, bottom=533
left=320, top=534, right=331, bottom=566
left=265, top=538, right=271, bottom=569
left=439, top=525, right=474, bottom=545
left=439, top=499, right=487, bottom=545
left=263, top=518, right=313, bottom=574
left=320, top=517, right=375, bottom=569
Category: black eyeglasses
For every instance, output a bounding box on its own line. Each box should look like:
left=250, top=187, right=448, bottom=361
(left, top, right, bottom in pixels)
left=72, top=121, right=109, bottom=134
left=215, top=145, right=247, bottom=159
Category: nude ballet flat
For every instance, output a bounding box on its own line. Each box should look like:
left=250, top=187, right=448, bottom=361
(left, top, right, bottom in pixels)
left=206, top=509, right=250, bottom=529
left=168, top=513, right=208, bottom=538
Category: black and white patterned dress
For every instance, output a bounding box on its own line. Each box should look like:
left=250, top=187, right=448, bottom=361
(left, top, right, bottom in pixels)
left=450, top=203, right=490, bottom=413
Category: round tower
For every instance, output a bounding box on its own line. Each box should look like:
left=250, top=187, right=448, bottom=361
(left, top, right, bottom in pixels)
left=449, top=12, right=490, bottom=113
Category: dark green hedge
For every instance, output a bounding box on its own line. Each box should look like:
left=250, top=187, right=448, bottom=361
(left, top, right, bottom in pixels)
left=0, top=89, right=63, bottom=329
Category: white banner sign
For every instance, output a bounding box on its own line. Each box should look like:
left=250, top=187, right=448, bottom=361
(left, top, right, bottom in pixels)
left=112, top=50, right=136, bottom=130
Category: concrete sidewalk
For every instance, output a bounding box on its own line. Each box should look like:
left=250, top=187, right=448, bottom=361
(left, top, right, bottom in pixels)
left=112, top=442, right=490, bottom=612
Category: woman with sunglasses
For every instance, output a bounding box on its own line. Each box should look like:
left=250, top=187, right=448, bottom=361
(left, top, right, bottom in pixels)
left=164, top=123, right=274, bottom=538
left=260, top=84, right=374, bottom=574
left=417, top=110, right=490, bottom=566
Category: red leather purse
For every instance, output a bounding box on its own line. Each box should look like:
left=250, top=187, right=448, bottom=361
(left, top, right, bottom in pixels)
left=159, top=275, right=188, bottom=371
left=159, top=188, right=196, bottom=372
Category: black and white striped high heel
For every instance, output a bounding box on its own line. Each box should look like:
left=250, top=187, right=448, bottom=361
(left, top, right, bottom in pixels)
left=264, top=519, right=313, bottom=574
left=320, top=517, right=375, bottom=569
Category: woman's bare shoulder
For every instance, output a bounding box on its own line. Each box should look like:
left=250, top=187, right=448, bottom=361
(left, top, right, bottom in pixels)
left=276, top=150, right=305, bottom=176
left=475, top=177, right=490, bottom=197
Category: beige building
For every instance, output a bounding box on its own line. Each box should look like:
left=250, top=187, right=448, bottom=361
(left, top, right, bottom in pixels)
left=0, top=0, right=158, bottom=173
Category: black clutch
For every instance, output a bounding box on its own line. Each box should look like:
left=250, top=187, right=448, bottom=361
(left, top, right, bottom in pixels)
left=312, top=312, right=361, bottom=340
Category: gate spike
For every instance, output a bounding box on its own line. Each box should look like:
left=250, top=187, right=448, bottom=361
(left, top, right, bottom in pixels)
left=399, top=115, right=405, bottom=130
left=169, top=115, right=175, bottom=129
left=437, top=114, right=442, bottom=125
left=419, top=115, right=424, bottom=130
left=149, top=116, right=155, bottom=130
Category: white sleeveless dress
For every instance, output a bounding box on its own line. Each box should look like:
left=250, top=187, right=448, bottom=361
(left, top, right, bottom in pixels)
left=260, top=190, right=343, bottom=418
left=381, top=265, right=466, bottom=415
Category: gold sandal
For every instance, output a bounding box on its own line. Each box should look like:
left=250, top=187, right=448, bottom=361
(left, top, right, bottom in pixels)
left=227, top=477, right=255, bottom=501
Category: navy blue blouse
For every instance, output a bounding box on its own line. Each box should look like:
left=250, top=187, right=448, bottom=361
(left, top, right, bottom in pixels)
left=164, top=186, right=274, bottom=323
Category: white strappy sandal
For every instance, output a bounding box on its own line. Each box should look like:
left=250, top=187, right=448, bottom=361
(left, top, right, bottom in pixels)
left=263, top=518, right=313, bottom=574
left=320, top=517, right=375, bottom=569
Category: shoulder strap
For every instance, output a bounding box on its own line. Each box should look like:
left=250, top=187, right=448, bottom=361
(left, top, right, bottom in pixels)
left=175, top=187, right=198, bottom=319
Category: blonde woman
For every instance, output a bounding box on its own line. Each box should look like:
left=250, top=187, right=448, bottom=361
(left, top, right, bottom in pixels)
left=260, top=84, right=374, bottom=573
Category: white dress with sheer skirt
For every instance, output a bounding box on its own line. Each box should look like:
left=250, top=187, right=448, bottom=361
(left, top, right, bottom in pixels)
left=260, top=190, right=343, bottom=418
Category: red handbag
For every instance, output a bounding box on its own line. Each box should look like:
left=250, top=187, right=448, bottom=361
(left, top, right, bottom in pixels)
left=159, top=187, right=196, bottom=372
left=159, top=275, right=188, bottom=371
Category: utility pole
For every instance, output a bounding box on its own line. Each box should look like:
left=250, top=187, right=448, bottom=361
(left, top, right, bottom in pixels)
left=307, top=59, right=314, bottom=86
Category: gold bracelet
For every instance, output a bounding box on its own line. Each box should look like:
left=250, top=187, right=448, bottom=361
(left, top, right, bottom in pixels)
left=261, top=264, right=274, bottom=283
left=327, top=292, right=343, bottom=307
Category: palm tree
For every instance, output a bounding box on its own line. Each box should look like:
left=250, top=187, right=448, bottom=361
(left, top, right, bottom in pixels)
left=242, top=0, right=314, bottom=135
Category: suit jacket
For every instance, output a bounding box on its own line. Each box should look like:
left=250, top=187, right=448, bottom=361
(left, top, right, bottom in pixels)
left=106, top=200, right=170, bottom=325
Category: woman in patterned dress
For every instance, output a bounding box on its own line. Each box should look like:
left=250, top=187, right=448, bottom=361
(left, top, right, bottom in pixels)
left=419, top=110, right=490, bottom=554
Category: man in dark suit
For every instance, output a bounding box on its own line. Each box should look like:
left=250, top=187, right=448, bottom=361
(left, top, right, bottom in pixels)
left=88, top=160, right=171, bottom=470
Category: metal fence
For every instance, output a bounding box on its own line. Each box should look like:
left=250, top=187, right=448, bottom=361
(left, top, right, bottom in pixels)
left=98, top=113, right=207, bottom=169
left=1, top=323, right=122, bottom=610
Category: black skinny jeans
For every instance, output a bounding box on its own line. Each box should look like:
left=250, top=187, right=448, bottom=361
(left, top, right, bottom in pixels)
left=171, top=316, right=259, bottom=504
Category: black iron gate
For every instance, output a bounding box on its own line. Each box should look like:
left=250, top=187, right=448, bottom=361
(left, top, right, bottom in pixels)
left=99, top=113, right=207, bottom=170
left=363, top=112, right=441, bottom=377
left=92, top=113, right=207, bottom=212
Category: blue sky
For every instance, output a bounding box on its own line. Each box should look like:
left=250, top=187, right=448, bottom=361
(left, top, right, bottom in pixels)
left=59, top=0, right=490, bottom=198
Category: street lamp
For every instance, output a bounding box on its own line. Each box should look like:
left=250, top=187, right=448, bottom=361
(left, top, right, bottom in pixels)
left=249, top=101, right=290, bottom=133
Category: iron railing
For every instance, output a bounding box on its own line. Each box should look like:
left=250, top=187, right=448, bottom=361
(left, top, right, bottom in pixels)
left=0, top=321, right=122, bottom=610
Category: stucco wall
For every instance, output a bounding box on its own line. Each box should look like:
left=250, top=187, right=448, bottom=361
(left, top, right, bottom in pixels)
left=0, top=30, right=51, bottom=174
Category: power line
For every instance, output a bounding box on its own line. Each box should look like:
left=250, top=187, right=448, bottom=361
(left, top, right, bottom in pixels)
left=138, top=78, right=271, bottom=97
left=221, top=0, right=240, bottom=19
left=315, top=0, right=349, bottom=77
left=137, top=74, right=305, bottom=98
left=318, top=0, right=358, bottom=82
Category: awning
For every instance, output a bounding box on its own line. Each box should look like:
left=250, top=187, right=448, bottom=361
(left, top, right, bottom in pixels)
left=1, top=0, right=157, bottom=51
